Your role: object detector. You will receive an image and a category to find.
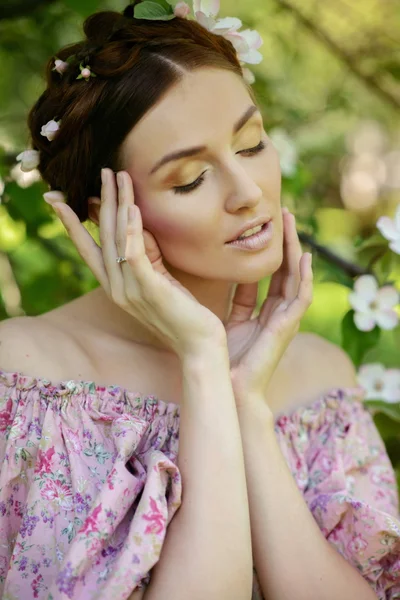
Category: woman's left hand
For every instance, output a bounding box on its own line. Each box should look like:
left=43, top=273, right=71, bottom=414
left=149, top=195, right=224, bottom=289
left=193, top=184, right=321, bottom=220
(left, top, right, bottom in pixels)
left=225, top=207, right=313, bottom=413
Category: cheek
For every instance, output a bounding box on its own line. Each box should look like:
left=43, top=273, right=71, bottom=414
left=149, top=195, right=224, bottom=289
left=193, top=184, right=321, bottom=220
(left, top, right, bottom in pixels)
left=142, top=203, right=206, bottom=246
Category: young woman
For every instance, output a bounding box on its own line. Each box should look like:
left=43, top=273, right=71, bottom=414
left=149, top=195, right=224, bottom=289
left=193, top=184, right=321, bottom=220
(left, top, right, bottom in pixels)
left=0, top=2, right=399, bottom=599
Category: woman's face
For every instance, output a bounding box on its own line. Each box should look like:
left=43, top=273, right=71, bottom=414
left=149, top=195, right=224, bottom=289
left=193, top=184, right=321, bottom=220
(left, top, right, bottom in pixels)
left=119, top=67, right=283, bottom=284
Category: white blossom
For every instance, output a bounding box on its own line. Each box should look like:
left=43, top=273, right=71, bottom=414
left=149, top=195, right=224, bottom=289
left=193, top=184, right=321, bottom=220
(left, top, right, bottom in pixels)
left=16, top=149, right=40, bottom=172
left=357, top=363, right=400, bottom=403
left=348, top=274, right=399, bottom=331
left=40, top=119, right=60, bottom=142
left=174, top=2, right=190, bottom=18
left=53, top=59, right=68, bottom=75
left=376, top=204, right=400, bottom=255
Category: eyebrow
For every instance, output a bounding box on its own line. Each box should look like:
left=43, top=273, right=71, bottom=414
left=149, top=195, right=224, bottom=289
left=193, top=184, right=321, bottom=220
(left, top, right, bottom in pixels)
left=149, top=104, right=261, bottom=176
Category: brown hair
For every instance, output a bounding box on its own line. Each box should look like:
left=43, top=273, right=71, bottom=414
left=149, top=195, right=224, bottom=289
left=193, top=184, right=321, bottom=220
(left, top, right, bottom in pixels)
left=27, top=1, right=255, bottom=222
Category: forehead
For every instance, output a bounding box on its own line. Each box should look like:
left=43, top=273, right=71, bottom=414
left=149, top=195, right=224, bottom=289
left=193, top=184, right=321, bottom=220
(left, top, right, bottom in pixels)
left=121, top=68, right=254, bottom=167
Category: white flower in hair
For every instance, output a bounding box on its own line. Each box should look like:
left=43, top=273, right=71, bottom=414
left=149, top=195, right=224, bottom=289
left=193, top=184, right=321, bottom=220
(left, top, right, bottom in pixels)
left=224, top=28, right=264, bottom=65
left=16, top=149, right=40, bottom=172
left=53, top=58, right=69, bottom=74
left=174, top=2, right=190, bottom=18
left=192, top=0, right=263, bottom=80
left=40, top=119, right=61, bottom=141
left=242, top=68, right=255, bottom=85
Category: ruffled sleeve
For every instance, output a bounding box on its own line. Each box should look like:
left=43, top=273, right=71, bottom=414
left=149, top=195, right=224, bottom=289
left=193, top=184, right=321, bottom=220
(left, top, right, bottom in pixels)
left=287, top=388, right=400, bottom=600
left=0, top=369, right=182, bottom=600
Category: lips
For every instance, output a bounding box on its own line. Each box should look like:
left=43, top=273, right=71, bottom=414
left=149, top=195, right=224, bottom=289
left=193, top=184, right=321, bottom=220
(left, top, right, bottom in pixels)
left=226, top=217, right=272, bottom=243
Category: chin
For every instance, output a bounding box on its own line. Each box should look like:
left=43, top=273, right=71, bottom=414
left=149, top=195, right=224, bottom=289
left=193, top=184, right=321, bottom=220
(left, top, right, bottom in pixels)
left=231, top=249, right=284, bottom=284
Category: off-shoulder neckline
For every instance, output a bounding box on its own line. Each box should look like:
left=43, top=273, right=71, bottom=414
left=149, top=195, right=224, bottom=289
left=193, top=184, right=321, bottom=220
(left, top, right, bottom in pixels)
left=0, top=367, right=367, bottom=423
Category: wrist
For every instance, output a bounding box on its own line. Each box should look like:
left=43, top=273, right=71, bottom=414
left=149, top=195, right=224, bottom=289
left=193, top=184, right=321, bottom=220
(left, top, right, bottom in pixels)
left=181, top=342, right=230, bottom=370
left=236, top=398, right=275, bottom=430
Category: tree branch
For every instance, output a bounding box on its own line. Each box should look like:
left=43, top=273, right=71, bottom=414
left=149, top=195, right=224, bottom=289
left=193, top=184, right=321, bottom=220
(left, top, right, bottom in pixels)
left=274, top=0, right=400, bottom=111
left=298, top=231, right=373, bottom=278
left=0, top=0, right=58, bottom=21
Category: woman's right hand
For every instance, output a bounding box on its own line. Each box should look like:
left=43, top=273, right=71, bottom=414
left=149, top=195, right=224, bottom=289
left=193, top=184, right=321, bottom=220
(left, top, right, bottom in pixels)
left=47, top=168, right=227, bottom=360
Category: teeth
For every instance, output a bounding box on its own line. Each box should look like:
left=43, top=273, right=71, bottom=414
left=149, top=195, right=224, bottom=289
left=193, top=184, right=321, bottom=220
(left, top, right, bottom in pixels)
left=238, top=224, right=263, bottom=240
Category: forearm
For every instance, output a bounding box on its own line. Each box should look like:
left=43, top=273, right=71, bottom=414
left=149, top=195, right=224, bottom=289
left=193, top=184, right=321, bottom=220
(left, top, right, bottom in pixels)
left=144, top=346, right=253, bottom=600
left=237, top=402, right=379, bottom=600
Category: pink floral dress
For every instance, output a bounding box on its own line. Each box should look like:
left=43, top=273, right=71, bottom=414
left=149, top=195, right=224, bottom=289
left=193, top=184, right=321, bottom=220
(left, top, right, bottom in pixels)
left=0, top=368, right=399, bottom=600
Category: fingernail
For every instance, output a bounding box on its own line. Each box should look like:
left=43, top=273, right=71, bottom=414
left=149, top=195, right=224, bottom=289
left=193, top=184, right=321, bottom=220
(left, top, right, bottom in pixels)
left=101, top=168, right=108, bottom=185
left=282, top=207, right=289, bottom=215
left=117, top=172, right=124, bottom=189
left=43, top=191, right=65, bottom=205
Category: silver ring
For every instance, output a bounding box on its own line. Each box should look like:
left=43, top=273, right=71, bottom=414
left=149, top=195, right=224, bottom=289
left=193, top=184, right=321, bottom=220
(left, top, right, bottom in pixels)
left=116, top=256, right=127, bottom=264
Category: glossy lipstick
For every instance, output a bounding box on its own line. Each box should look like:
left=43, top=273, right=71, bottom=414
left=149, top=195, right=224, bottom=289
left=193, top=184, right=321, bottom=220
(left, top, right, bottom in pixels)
left=225, top=221, right=273, bottom=251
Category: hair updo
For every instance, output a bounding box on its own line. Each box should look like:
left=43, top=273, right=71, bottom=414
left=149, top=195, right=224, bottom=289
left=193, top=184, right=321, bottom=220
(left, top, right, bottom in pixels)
left=27, top=0, right=253, bottom=222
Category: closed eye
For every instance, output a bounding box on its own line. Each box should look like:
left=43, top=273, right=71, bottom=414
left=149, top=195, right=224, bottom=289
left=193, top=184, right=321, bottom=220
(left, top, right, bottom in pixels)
left=172, top=140, right=267, bottom=195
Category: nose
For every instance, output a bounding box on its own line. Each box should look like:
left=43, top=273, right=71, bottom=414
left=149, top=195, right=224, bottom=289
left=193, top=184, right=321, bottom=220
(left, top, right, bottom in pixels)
left=223, top=159, right=263, bottom=212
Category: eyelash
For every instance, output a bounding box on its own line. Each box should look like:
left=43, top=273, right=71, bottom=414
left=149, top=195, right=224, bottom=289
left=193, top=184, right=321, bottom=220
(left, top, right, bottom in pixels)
left=172, top=140, right=266, bottom=195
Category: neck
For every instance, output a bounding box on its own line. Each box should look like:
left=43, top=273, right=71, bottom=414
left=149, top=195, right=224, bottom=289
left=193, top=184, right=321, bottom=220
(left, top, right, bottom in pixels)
left=75, top=272, right=237, bottom=353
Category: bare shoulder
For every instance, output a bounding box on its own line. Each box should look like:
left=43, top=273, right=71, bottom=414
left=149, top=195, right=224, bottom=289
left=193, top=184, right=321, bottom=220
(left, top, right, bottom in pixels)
left=296, top=331, right=358, bottom=389
left=0, top=315, right=77, bottom=380
left=0, top=316, right=41, bottom=372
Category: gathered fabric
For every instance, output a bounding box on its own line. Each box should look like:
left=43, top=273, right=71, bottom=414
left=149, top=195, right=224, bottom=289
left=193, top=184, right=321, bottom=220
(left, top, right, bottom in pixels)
left=0, top=368, right=399, bottom=600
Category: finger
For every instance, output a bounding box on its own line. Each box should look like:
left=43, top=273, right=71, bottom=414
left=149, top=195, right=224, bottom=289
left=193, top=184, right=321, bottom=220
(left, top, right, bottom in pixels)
left=124, top=204, right=156, bottom=297
left=258, top=208, right=289, bottom=325
left=285, top=252, right=313, bottom=319
left=226, top=282, right=258, bottom=326
left=115, top=171, right=131, bottom=263
left=53, top=203, right=110, bottom=294
left=281, top=210, right=303, bottom=300
left=267, top=207, right=289, bottom=299
left=99, top=168, right=124, bottom=297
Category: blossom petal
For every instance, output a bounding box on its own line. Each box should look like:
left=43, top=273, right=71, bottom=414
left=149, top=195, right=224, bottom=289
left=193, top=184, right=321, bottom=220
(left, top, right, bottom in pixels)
left=348, top=291, right=371, bottom=312
left=238, top=29, right=263, bottom=50
left=376, top=216, right=400, bottom=242
left=382, top=369, right=400, bottom=403
left=194, top=11, right=216, bottom=30
left=357, top=363, right=387, bottom=388
left=16, top=149, right=40, bottom=172
left=223, top=30, right=249, bottom=53
left=353, top=275, right=378, bottom=301
left=213, top=16, right=243, bottom=34
left=376, top=286, right=399, bottom=310
left=389, top=238, right=400, bottom=255
left=375, top=309, right=399, bottom=330
left=242, top=67, right=255, bottom=84
left=354, top=311, right=376, bottom=331
left=395, top=204, right=400, bottom=231
left=194, top=0, right=219, bottom=16
left=237, top=47, right=264, bottom=65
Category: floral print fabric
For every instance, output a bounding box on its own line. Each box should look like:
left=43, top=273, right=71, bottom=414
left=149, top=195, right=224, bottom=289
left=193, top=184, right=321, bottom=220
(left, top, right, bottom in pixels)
left=0, top=368, right=399, bottom=600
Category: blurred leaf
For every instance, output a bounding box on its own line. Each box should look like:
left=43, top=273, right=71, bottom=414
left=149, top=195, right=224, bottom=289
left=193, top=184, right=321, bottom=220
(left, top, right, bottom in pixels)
left=64, top=0, right=103, bottom=17
left=318, top=261, right=354, bottom=288
left=341, top=310, right=381, bottom=367
left=354, top=232, right=387, bottom=251
left=373, top=411, right=400, bottom=437
left=374, top=251, right=394, bottom=284
left=366, top=400, right=400, bottom=423
left=381, top=59, right=400, bottom=81
left=3, top=181, right=51, bottom=234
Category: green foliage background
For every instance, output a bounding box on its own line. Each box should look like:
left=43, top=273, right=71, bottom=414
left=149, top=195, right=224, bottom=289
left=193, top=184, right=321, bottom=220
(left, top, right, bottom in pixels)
left=0, top=0, right=399, bottom=494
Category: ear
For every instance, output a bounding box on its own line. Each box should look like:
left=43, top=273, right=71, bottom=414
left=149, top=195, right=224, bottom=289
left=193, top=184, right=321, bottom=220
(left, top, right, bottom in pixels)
left=87, top=197, right=101, bottom=226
